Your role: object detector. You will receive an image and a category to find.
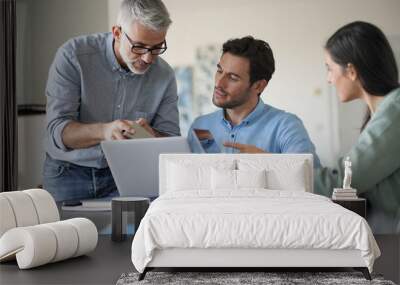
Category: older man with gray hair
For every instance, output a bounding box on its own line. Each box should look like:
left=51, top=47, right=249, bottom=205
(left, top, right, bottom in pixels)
left=43, top=0, right=179, bottom=202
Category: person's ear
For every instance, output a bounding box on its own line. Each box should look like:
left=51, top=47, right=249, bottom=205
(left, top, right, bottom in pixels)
left=346, top=63, right=358, bottom=81
left=112, top=26, right=122, bottom=42
left=251, top=79, right=268, bottom=94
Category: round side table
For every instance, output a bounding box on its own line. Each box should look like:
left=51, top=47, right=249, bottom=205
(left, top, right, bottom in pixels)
left=111, top=197, right=150, bottom=242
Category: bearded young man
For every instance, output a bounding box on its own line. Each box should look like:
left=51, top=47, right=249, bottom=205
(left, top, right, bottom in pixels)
left=43, top=0, right=179, bottom=202
left=188, top=36, right=320, bottom=167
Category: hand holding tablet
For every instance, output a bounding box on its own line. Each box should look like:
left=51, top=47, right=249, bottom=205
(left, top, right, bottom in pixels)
left=122, top=121, right=155, bottom=139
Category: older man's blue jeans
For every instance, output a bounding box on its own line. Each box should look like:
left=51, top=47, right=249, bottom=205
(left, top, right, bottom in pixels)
left=43, top=154, right=118, bottom=202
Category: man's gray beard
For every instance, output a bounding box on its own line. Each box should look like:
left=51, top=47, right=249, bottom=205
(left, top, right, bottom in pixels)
left=119, top=41, right=148, bottom=75
left=127, top=61, right=148, bottom=75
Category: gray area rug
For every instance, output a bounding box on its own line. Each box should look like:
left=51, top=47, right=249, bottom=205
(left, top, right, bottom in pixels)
left=116, top=271, right=396, bottom=285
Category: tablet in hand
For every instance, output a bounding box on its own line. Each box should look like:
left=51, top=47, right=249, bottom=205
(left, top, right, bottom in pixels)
left=123, top=122, right=154, bottom=139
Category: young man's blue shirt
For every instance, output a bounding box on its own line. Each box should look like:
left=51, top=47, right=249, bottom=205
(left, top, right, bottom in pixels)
left=188, top=99, right=321, bottom=167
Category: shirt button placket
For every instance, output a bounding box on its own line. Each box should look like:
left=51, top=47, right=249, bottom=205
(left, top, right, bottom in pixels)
left=115, top=76, right=123, bottom=119
left=230, top=133, right=236, bottom=153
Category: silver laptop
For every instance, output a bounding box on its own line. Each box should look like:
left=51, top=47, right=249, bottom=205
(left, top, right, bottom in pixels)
left=101, top=137, right=190, bottom=198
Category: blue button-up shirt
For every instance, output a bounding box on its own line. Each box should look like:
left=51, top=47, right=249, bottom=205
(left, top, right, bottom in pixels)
left=45, top=33, right=180, bottom=168
left=188, top=99, right=321, bottom=167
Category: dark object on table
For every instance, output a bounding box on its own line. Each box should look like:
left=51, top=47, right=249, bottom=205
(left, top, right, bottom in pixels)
left=112, top=197, right=150, bottom=242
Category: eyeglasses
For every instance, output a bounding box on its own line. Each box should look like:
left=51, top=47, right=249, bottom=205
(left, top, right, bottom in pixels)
left=122, top=31, right=167, bottom=55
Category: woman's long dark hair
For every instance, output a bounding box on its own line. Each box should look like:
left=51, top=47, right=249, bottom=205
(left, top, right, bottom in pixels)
left=325, top=21, right=399, bottom=130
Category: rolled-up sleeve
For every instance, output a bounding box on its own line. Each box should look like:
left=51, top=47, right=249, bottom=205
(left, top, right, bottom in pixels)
left=151, top=75, right=180, bottom=136
left=45, top=45, right=81, bottom=151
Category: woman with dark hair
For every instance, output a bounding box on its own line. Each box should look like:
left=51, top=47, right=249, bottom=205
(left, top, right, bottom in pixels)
left=314, top=21, right=400, bottom=234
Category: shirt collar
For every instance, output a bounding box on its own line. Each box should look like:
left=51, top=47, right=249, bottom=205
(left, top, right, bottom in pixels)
left=106, top=33, right=121, bottom=72
left=242, top=98, right=266, bottom=124
left=373, top=86, right=400, bottom=117
left=220, top=98, right=266, bottom=127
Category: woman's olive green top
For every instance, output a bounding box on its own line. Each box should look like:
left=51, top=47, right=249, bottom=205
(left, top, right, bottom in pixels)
left=314, top=87, right=400, bottom=234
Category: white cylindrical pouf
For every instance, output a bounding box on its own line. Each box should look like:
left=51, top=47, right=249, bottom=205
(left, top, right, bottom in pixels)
left=1, top=192, right=39, bottom=227
left=24, top=189, right=60, bottom=223
left=17, top=226, right=58, bottom=269
left=42, top=221, right=79, bottom=262
left=0, top=196, right=17, bottom=237
left=0, top=218, right=98, bottom=269
left=0, top=226, right=58, bottom=269
left=65, top=218, right=98, bottom=257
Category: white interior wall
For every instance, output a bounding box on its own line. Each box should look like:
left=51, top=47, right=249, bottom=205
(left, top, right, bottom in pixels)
left=16, top=0, right=109, bottom=106
left=108, top=0, right=400, bottom=167
left=17, top=115, right=46, bottom=189
left=30, top=0, right=109, bottom=105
